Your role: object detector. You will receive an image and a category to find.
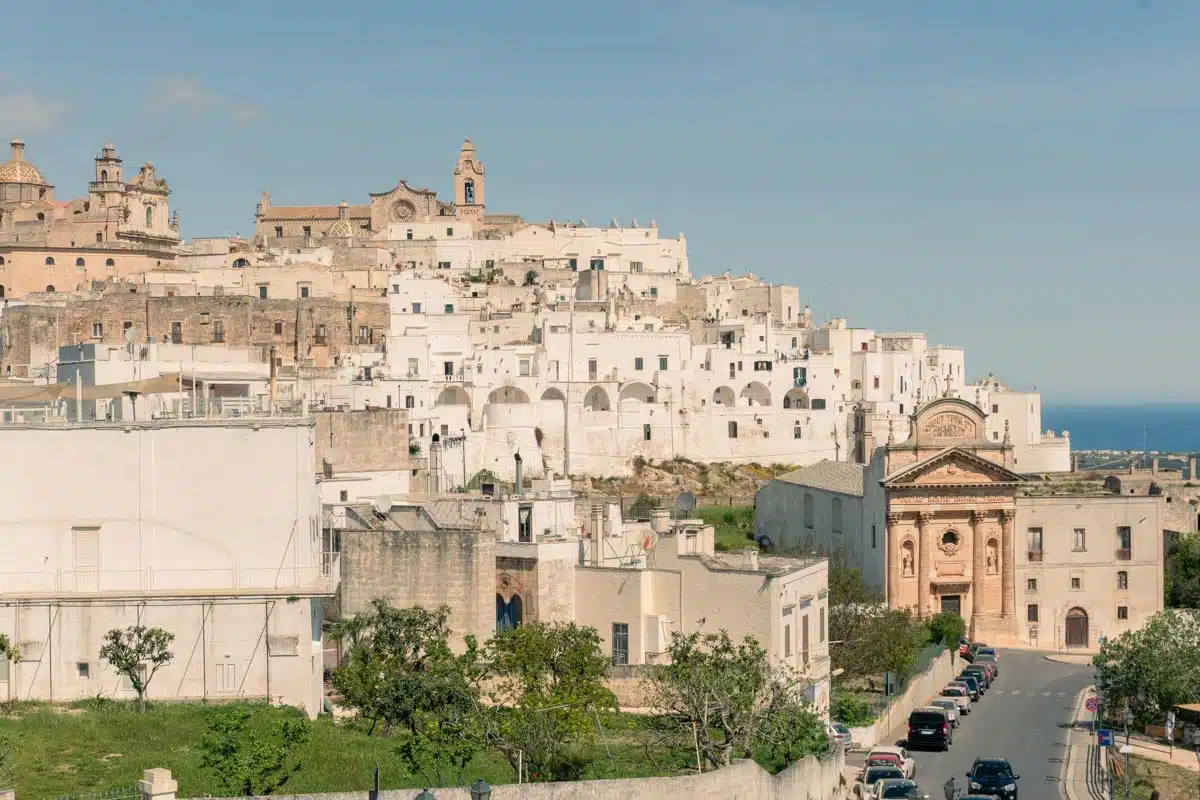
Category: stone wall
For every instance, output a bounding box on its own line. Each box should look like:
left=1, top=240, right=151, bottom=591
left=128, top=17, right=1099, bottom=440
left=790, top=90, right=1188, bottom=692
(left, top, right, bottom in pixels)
left=338, top=525, right=493, bottom=649
left=189, top=750, right=848, bottom=800
left=314, top=408, right=411, bottom=474
left=0, top=293, right=389, bottom=376
left=854, top=649, right=956, bottom=749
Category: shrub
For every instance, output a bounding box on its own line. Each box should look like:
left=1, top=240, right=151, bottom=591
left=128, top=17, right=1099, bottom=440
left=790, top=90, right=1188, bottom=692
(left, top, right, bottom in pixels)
left=926, top=612, right=966, bottom=647
left=829, top=692, right=876, bottom=727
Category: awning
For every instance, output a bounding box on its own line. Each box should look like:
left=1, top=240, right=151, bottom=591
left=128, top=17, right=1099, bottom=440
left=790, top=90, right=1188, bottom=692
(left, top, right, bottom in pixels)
left=0, top=373, right=184, bottom=404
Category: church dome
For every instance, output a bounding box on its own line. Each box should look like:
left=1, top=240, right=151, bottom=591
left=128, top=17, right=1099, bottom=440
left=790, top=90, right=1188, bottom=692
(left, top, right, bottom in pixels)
left=326, top=219, right=355, bottom=238
left=0, top=140, right=49, bottom=185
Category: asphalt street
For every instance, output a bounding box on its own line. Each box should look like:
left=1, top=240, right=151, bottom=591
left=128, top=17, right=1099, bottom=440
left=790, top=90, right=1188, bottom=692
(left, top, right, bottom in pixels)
left=849, top=650, right=1093, bottom=800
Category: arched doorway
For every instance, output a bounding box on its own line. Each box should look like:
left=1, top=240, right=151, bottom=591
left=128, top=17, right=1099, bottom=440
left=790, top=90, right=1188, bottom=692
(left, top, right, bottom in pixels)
left=1065, top=607, right=1089, bottom=648
left=496, top=593, right=523, bottom=631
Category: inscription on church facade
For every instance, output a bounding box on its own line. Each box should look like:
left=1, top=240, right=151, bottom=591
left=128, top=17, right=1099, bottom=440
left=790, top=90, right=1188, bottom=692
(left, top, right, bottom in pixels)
left=921, top=411, right=976, bottom=441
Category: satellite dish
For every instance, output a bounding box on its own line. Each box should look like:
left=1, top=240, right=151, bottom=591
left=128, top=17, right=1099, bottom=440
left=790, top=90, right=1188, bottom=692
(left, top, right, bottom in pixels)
left=675, top=491, right=697, bottom=513
left=373, top=494, right=392, bottom=516
left=123, top=326, right=138, bottom=345
left=641, top=533, right=657, bottom=551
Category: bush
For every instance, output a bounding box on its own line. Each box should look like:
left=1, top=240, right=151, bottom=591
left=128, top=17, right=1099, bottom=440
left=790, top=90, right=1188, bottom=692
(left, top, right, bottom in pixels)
left=628, top=493, right=659, bottom=519
left=926, top=612, right=966, bottom=647
left=829, top=692, right=876, bottom=727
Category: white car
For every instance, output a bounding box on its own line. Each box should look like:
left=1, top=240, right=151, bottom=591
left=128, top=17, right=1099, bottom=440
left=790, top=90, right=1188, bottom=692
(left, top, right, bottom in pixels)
left=929, top=698, right=960, bottom=727
left=940, top=685, right=971, bottom=714
left=865, top=746, right=916, bottom=780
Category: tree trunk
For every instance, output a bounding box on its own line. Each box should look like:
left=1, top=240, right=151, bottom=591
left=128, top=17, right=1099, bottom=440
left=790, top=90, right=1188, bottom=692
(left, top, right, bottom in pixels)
left=138, top=691, right=146, bottom=715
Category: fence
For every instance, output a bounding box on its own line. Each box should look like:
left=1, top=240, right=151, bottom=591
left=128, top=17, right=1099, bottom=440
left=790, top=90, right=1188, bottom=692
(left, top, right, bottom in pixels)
left=845, top=647, right=955, bottom=750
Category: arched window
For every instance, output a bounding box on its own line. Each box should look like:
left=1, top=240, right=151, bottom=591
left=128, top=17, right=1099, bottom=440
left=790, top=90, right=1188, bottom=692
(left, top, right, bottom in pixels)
left=803, top=493, right=814, bottom=529
left=464, top=179, right=475, bottom=205
left=36, top=212, right=44, bottom=221
left=100, top=169, right=108, bottom=181
left=145, top=206, right=153, bottom=227
left=0, top=286, right=6, bottom=298
left=105, top=258, right=115, bottom=268
left=76, top=258, right=86, bottom=268
left=45, top=285, right=55, bottom=293
left=232, top=258, right=250, bottom=269
left=0, top=256, right=5, bottom=266
left=45, top=257, right=55, bottom=266
left=1117, top=571, right=1128, bottom=590
left=832, top=497, right=843, bottom=533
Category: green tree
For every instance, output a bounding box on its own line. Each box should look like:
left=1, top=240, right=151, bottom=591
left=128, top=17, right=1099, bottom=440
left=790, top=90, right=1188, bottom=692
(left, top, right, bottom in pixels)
left=0, top=735, right=14, bottom=792
left=645, top=630, right=827, bottom=773
left=198, top=705, right=311, bottom=796
left=0, top=633, right=19, bottom=664
left=98, top=625, right=174, bottom=714
left=926, top=612, right=966, bottom=647
left=1093, top=610, right=1200, bottom=725
left=482, top=621, right=618, bottom=782
left=1166, top=532, right=1200, bottom=608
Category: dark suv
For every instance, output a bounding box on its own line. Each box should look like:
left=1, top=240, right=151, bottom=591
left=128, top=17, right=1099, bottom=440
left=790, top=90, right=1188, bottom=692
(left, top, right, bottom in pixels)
left=956, top=673, right=983, bottom=698
left=962, top=665, right=991, bottom=690
left=966, top=758, right=1019, bottom=800
left=907, top=707, right=952, bottom=751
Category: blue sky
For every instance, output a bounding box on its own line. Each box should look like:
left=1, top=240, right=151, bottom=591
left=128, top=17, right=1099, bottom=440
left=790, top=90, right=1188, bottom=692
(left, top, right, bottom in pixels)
left=3, top=1, right=1198, bottom=403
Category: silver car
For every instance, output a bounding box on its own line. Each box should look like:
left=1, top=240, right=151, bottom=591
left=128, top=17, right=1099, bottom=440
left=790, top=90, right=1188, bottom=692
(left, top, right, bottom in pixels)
left=930, top=698, right=961, bottom=727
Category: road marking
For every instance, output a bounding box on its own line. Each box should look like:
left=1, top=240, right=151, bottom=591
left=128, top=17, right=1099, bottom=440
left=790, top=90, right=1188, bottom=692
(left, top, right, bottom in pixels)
left=1011, top=690, right=1020, bottom=695
left=1042, top=691, right=1052, bottom=696
left=1057, top=692, right=1067, bottom=697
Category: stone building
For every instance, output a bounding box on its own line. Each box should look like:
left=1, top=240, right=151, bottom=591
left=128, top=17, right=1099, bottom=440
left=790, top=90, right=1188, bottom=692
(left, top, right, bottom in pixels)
left=0, top=140, right=180, bottom=298
left=755, top=397, right=1164, bottom=649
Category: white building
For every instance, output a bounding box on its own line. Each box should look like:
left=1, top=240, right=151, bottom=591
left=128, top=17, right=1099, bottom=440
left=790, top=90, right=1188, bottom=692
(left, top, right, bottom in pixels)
left=0, top=418, right=330, bottom=715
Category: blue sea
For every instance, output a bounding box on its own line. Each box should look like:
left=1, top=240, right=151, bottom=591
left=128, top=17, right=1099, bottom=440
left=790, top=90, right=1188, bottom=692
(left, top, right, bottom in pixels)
left=1042, top=404, right=1200, bottom=453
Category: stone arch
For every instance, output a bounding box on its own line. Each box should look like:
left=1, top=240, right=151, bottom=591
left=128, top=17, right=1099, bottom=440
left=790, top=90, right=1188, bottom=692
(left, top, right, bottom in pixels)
left=0, top=285, right=5, bottom=298
left=105, top=258, right=115, bottom=267
left=496, top=593, right=524, bottom=631
left=232, top=257, right=250, bottom=268
left=101, top=169, right=108, bottom=181
left=740, top=381, right=772, bottom=407
left=75, top=257, right=86, bottom=268
left=435, top=385, right=471, bottom=407
left=783, top=388, right=810, bottom=409
left=619, top=382, right=656, bottom=403
left=45, top=257, right=55, bottom=266
left=712, top=386, right=735, bottom=406
left=487, top=386, right=530, bottom=404
left=45, top=285, right=55, bottom=293
left=583, top=385, right=610, bottom=412
left=540, top=387, right=566, bottom=402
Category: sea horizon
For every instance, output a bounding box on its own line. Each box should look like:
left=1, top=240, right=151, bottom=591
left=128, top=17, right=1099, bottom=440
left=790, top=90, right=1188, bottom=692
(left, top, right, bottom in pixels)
left=1042, top=402, right=1200, bottom=454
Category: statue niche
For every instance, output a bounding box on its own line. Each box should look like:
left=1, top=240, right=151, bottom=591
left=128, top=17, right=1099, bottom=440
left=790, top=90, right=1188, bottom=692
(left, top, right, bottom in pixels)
left=901, top=540, right=915, bottom=577
left=986, top=538, right=999, bottom=574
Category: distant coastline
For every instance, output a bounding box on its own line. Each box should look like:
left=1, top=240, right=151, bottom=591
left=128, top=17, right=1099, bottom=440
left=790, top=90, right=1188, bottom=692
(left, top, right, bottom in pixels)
left=1042, top=403, right=1200, bottom=454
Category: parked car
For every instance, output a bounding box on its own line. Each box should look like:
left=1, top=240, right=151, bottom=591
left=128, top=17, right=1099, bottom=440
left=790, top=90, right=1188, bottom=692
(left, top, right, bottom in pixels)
left=930, top=698, right=961, bottom=727
left=856, top=766, right=907, bottom=799
left=874, top=779, right=928, bottom=800
left=906, top=707, right=952, bottom=751
left=974, top=650, right=1000, bottom=676
left=940, top=685, right=972, bottom=713
left=966, top=758, right=1019, bottom=800
left=829, top=722, right=853, bottom=750
left=962, top=664, right=991, bottom=690
left=863, top=754, right=905, bottom=773
left=963, top=641, right=988, bottom=663
left=866, top=746, right=916, bottom=779
left=957, top=638, right=971, bottom=657
left=950, top=677, right=979, bottom=701
left=971, top=660, right=997, bottom=682
left=955, top=673, right=983, bottom=698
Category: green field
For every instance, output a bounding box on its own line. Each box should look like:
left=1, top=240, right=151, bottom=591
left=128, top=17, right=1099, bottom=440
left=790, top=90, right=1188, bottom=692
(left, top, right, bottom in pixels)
left=0, top=700, right=694, bottom=797
left=695, top=505, right=757, bottom=551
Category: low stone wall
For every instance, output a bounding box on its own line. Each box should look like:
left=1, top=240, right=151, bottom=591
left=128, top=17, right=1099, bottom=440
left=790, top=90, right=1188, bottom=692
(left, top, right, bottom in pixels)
left=870, top=649, right=957, bottom=745
left=603, top=664, right=654, bottom=708
left=166, top=750, right=848, bottom=800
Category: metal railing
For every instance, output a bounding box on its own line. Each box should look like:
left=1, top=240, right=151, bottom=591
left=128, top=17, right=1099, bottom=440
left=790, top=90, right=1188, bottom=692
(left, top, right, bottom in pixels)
left=0, top=565, right=333, bottom=595
left=1028, top=550, right=1043, bottom=562
left=1116, top=548, right=1131, bottom=561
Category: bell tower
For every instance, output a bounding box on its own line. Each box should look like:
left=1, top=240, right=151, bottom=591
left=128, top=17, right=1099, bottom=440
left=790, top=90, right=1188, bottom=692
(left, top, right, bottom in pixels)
left=453, top=138, right=485, bottom=221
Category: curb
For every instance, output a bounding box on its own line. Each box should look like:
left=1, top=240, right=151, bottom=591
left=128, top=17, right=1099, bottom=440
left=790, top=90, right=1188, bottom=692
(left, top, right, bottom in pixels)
left=1061, top=686, right=1095, bottom=800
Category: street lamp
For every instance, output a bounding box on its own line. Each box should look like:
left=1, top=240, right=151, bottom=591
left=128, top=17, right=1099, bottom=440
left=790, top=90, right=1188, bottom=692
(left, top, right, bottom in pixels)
left=469, top=779, right=493, bottom=800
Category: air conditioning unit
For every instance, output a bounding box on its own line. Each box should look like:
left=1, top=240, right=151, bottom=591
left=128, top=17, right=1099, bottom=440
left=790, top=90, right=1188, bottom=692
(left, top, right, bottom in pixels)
left=643, top=614, right=671, bottom=656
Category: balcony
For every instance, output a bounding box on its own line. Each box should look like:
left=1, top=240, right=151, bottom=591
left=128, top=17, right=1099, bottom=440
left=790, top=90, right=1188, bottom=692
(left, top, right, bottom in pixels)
left=0, top=565, right=334, bottom=597
left=1027, top=550, right=1043, bottom=562
left=1116, top=548, right=1131, bottom=561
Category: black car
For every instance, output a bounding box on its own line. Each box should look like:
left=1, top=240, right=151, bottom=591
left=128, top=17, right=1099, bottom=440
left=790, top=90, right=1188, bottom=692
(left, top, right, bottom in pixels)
left=877, top=779, right=928, bottom=799
left=966, top=758, right=1019, bottom=800
left=956, top=673, right=982, bottom=698
left=962, top=665, right=991, bottom=689
left=907, top=708, right=952, bottom=751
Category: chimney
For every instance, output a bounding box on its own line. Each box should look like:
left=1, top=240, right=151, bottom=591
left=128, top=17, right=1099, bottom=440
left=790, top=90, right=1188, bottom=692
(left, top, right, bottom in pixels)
left=591, top=504, right=604, bottom=538
left=513, top=451, right=523, bottom=495
left=1152, top=456, right=1159, bottom=476
left=9, top=139, right=25, bottom=162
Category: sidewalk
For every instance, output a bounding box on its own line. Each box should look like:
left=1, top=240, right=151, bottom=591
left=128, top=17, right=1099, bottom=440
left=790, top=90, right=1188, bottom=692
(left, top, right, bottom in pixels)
left=1119, top=731, right=1200, bottom=773
left=1061, top=687, right=1107, bottom=800
left=1045, top=653, right=1093, bottom=666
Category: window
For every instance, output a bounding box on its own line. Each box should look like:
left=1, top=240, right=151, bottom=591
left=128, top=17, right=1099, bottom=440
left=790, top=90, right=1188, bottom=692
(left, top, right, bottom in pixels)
left=1027, top=578, right=1037, bottom=592
left=820, top=607, right=826, bottom=642
left=314, top=324, right=327, bottom=345
left=650, top=286, right=658, bottom=298
left=438, top=261, right=451, bottom=269
left=803, top=493, right=814, bottom=529
left=92, top=322, right=103, bottom=339
left=518, top=359, right=530, bottom=377
left=443, top=361, right=454, bottom=377
left=634, top=357, right=644, bottom=371
left=123, top=321, right=133, bottom=333
left=832, top=497, right=843, bottom=533
left=105, top=258, right=115, bottom=269
left=273, top=321, right=283, bottom=336
left=518, top=505, right=533, bottom=542
left=1071, top=576, right=1082, bottom=590
left=145, top=206, right=154, bottom=227
left=794, top=424, right=802, bottom=439
left=611, top=623, right=629, bottom=666
left=728, top=421, right=738, bottom=438
left=658, top=355, right=669, bottom=371
left=1072, top=528, right=1086, bottom=551
left=405, top=357, right=418, bottom=376
left=359, top=326, right=373, bottom=344
left=588, top=359, right=598, bottom=381
left=339, top=490, right=349, bottom=502
left=76, top=257, right=86, bottom=268
left=643, top=424, right=651, bottom=441
left=257, top=284, right=268, bottom=299
left=630, top=261, right=643, bottom=273
left=96, top=231, right=103, bottom=243
left=274, top=226, right=283, bottom=238
left=568, top=257, right=578, bottom=271
left=1028, top=527, right=1043, bottom=558
left=1116, top=526, right=1132, bottom=559
left=73, top=526, right=100, bottom=570
left=302, top=225, right=312, bottom=239
left=45, top=285, right=55, bottom=292
left=214, top=662, right=238, bottom=693
left=405, top=395, right=415, bottom=410
left=446, top=227, right=454, bottom=236
left=406, top=229, right=413, bottom=240
left=212, top=320, right=225, bottom=343
left=171, top=321, right=182, bottom=342
left=1117, top=606, right=1128, bottom=621
left=77, top=662, right=90, bottom=679
left=811, top=398, right=827, bottom=410
left=299, top=284, right=310, bottom=298
left=1027, top=604, right=1039, bottom=623
left=784, top=624, right=792, bottom=656
left=444, top=303, right=454, bottom=314
left=801, top=614, right=810, bottom=665
left=873, top=376, right=880, bottom=389
left=871, top=524, right=877, bottom=549
left=411, top=302, right=422, bottom=313
left=590, top=258, right=605, bottom=271
left=1117, top=571, right=1128, bottom=590
left=45, top=257, right=55, bottom=266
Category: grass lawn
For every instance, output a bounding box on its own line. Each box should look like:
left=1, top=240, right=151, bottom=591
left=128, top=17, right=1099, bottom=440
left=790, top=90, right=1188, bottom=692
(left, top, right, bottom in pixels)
left=1127, top=756, right=1200, bottom=800
left=0, top=700, right=695, bottom=797
left=695, top=505, right=756, bottom=551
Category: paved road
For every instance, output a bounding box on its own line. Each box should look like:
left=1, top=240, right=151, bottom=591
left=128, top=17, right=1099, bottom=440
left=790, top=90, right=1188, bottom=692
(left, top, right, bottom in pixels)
left=849, top=650, right=1093, bottom=800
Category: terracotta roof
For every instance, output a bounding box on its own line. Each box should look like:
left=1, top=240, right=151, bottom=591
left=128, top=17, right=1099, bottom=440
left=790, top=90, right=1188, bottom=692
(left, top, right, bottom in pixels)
left=775, top=460, right=865, bottom=496
left=261, top=204, right=371, bottom=220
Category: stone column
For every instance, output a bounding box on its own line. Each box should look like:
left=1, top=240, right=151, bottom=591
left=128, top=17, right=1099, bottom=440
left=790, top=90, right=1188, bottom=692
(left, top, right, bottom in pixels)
left=970, top=510, right=986, bottom=619
left=886, top=512, right=903, bottom=607
left=1000, top=509, right=1015, bottom=619
left=917, top=512, right=934, bottom=617
left=139, top=768, right=177, bottom=800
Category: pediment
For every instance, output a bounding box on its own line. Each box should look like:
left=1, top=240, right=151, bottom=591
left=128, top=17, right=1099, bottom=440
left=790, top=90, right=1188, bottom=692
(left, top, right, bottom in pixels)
left=883, top=447, right=1024, bottom=488
left=369, top=180, right=438, bottom=200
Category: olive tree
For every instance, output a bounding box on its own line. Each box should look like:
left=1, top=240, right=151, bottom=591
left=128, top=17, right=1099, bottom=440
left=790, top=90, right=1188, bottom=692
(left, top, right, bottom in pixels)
left=99, top=625, right=175, bottom=714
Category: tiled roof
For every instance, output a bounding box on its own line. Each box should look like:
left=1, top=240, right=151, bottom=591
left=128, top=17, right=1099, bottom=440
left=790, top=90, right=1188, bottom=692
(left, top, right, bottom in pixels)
left=775, top=460, right=865, bottom=496
left=260, top=204, right=371, bottom=220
